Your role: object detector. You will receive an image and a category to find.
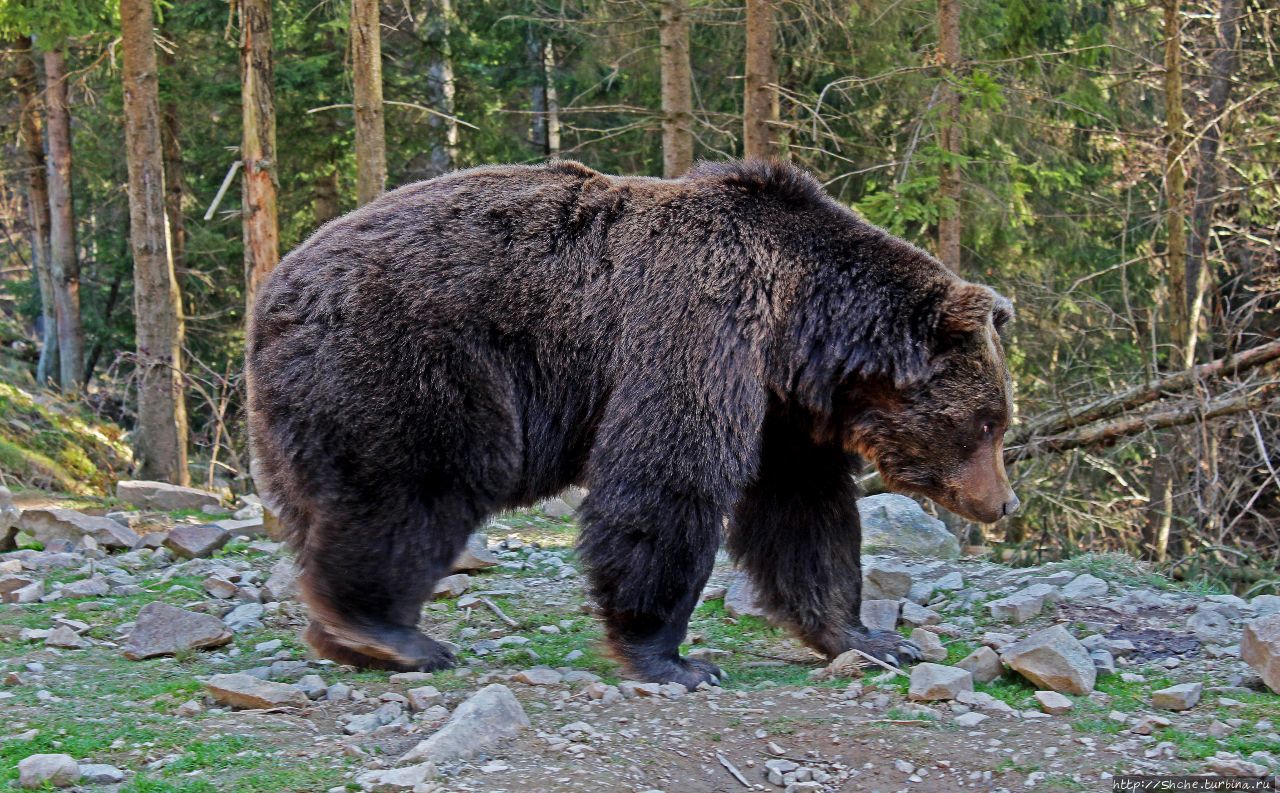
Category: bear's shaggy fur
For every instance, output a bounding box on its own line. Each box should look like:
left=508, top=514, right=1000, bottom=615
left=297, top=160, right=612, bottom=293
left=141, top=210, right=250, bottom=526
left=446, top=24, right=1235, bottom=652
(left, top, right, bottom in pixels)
left=248, top=159, right=1016, bottom=685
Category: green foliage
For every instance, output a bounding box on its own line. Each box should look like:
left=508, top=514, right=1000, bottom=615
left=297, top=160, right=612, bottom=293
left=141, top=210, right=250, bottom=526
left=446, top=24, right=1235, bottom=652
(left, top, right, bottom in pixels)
left=0, top=381, right=131, bottom=492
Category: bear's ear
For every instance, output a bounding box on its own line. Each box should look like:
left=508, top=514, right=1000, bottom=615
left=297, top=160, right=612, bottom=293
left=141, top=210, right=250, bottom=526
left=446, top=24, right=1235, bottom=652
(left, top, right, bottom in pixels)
left=936, top=282, right=997, bottom=346
left=992, top=293, right=1014, bottom=338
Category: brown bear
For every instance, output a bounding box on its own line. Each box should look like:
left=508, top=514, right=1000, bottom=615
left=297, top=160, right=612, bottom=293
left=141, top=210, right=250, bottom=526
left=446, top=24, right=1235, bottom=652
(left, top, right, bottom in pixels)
left=247, top=159, right=1017, bottom=687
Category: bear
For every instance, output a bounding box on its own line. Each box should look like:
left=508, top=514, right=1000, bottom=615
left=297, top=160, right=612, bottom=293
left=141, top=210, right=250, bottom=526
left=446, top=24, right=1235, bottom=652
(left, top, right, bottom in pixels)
left=247, top=159, right=1017, bottom=687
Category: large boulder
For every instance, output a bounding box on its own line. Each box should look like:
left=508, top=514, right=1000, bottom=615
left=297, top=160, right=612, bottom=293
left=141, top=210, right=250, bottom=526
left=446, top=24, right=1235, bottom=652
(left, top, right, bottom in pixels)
left=17, top=508, right=139, bottom=551
left=116, top=480, right=222, bottom=512
left=1241, top=614, right=1280, bottom=694
left=857, top=494, right=959, bottom=559
left=399, top=684, right=530, bottom=766
left=122, top=602, right=232, bottom=660
left=1000, top=625, right=1096, bottom=695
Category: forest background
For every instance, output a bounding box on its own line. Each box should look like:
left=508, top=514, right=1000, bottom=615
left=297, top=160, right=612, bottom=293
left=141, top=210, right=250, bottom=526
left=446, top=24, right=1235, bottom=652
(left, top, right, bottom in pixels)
left=0, top=0, right=1276, bottom=594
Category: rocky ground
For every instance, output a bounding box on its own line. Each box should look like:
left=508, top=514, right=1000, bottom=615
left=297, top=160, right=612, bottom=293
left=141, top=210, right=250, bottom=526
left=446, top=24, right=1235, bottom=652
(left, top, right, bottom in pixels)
left=1, top=484, right=1278, bottom=792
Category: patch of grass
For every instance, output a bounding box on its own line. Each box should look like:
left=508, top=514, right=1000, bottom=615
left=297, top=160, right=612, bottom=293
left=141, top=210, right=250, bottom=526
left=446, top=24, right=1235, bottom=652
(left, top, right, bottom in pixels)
left=0, top=381, right=131, bottom=493
left=1154, top=726, right=1280, bottom=761
left=1071, top=717, right=1126, bottom=735
left=974, top=675, right=1037, bottom=709
left=1093, top=668, right=1173, bottom=712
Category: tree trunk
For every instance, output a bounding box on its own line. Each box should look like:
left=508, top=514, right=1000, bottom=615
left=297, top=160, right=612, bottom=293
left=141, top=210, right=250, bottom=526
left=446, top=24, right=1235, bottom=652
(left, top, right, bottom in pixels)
left=352, top=0, right=386, bottom=205
left=743, top=0, right=778, bottom=160
left=543, top=40, right=561, bottom=158
left=1184, top=0, right=1240, bottom=366
left=1164, top=0, right=1190, bottom=367
left=425, top=0, right=457, bottom=176
left=43, top=48, right=84, bottom=392
left=659, top=0, right=694, bottom=178
left=936, top=0, right=962, bottom=273
left=240, top=0, right=280, bottom=314
left=121, top=0, right=190, bottom=484
left=527, top=30, right=548, bottom=154
left=14, top=37, right=58, bottom=385
left=160, top=48, right=186, bottom=281
left=313, top=168, right=340, bottom=227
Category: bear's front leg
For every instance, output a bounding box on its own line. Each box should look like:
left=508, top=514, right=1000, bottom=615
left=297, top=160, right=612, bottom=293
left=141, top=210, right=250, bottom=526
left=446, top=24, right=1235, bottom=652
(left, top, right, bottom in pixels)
left=728, top=406, right=921, bottom=668
left=578, top=491, right=725, bottom=689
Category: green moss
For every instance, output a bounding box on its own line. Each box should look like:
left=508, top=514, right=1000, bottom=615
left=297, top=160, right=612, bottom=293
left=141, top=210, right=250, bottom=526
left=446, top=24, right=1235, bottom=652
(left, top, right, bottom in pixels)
left=0, top=381, right=131, bottom=493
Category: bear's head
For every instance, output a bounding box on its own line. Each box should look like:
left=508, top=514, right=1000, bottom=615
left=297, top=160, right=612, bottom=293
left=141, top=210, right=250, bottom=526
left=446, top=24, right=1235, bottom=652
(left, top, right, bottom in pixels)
left=838, top=282, right=1018, bottom=524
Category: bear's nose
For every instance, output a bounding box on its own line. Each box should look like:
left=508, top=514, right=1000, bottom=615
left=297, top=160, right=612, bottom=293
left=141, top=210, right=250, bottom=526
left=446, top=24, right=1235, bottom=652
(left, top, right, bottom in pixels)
left=1002, top=494, right=1021, bottom=517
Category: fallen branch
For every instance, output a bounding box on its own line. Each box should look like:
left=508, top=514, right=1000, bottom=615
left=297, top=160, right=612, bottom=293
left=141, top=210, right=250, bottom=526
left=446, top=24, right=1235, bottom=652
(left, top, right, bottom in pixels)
left=1010, top=338, right=1280, bottom=445
left=478, top=596, right=519, bottom=628
left=716, top=752, right=751, bottom=788
left=1009, top=381, right=1277, bottom=462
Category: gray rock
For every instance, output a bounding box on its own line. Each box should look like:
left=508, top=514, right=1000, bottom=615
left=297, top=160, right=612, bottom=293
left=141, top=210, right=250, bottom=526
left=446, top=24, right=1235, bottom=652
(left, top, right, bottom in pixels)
left=295, top=674, right=328, bottom=699
left=451, top=533, right=499, bottom=572
left=725, top=571, right=768, bottom=619
left=956, top=646, right=1004, bottom=683
left=1189, top=605, right=1234, bottom=645
left=857, top=494, right=959, bottom=558
left=1241, top=614, right=1280, bottom=694
left=1152, top=682, right=1202, bottom=711
left=117, top=480, right=222, bottom=512
left=45, top=626, right=83, bottom=649
left=987, top=584, right=1059, bottom=624
left=164, top=524, right=230, bottom=559
left=1251, top=595, right=1280, bottom=619
left=1, top=575, right=38, bottom=603
left=262, top=558, right=299, bottom=602
left=908, top=663, right=972, bottom=701
left=432, top=573, right=471, bottom=599
left=512, top=667, right=562, bottom=686
left=7, top=579, right=45, bottom=604
left=1061, top=574, right=1108, bottom=599
left=1034, top=690, right=1073, bottom=714
left=77, top=764, right=125, bottom=784
left=18, top=508, right=139, bottom=551
left=910, top=628, right=948, bottom=662
left=540, top=497, right=575, bottom=518
left=901, top=602, right=941, bottom=627
left=123, top=602, right=232, bottom=660
left=859, top=599, right=900, bottom=632
left=1001, top=625, right=1096, bottom=694
left=863, top=560, right=913, bottom=600
left=399, top=684, right=530, bottom=765
left=222, top=602, right=264, bottom=632
left=203, top=672, right=309, bottom=709
left=211, top=517, right=266, bottom=537
left=60, top=575, right=110, bottom=598
left=17, top=754, right=79, bottom=788
left=356, top=762, right=437, bottom=792
left=406, top=685, right=443, bottom=711
left=202, top=575, right=239, bottom=599
left=953, top=711, right=988, bottom=728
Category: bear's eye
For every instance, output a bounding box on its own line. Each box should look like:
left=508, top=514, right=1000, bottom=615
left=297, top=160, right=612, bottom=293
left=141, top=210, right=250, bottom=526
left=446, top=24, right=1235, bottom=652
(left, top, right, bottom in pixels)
left=979, top=421, right=995, bottom=437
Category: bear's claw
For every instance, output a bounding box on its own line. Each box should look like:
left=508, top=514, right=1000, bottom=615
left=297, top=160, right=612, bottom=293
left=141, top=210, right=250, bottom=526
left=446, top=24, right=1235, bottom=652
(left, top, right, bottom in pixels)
left=838, top=628, right=922, bottom=668
left=631, top=655, right=724, bottom=689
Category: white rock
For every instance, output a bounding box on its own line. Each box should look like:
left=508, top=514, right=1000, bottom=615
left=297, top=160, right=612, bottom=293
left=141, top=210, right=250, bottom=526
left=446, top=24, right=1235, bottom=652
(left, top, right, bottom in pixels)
left=398, top=684, right=530, bottom=765
left=1061, top=574, right=1108, bottom=599
left=355, top=762, right=437, bottom=791
left=908, top=663, right=972, bottom=701
left=18, top=754, right=79, bottom=788
left=1000, top=625, right=1096, bottom=695
left=1151, top=682, right=1202, bottom=711
left=1034, top=690, right=1073, bottom=714
left=910, top=628, right=948, bottom=662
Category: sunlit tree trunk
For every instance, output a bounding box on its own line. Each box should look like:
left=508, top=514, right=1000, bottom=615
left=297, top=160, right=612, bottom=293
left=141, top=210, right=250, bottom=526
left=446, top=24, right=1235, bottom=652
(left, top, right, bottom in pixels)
left=659, top=0, right=694, bottom=177
left=352, top=0, right=386, bottom=205
left=240, top=0, right=280, bottom=314
left=743, top=0, right=778, bottom=160
left=121, top=0, right=190, bottom=484
left=160, top=48, right=186, bottom=282
left=15, top=37, right=58, bottom=385
left=426, top=0, right=457, bottom=176
left=543, top=40, right=561, bottom=158
left=43, top=48, right=84, bottom=392
left=936, top=0, right=962, bottom=273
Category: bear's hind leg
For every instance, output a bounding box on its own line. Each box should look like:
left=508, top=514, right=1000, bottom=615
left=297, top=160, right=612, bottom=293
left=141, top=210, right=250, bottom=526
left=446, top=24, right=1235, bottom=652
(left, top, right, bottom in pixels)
left=297, top=498, right=476, bottom=672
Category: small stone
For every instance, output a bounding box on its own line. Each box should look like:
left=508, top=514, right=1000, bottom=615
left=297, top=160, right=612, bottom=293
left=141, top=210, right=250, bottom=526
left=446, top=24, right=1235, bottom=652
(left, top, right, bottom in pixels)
left=1061, top=574, right=1108, bottom=599
left=175, top=699, right=203, bottom=716
left=451, top=533, right=498, bottom=572
left=910, top=628, right=948, bottom=662
left=295, top=674, right=328, bottom=699
left=1130, top=715, right=1171, bottom=735
left=954, top=711, right=988, bottom=728
left=987, top=584, right=1059, bottom=623
left=1188, top=605, right=1234, bottom=645
left=326, top=682, right=352, bottom=702
left=407, top=686, right=443, bottom=711
left=1241, top=614, right=1280, bottom=694
left=222, top=602, right=264, bottom=632
left=164, top=525, right=231, bottom=559
left=619, top=681, right=663, bottom=698
left=1033, top=690, right=1073, bottom=714
left=1000, top=625, right=1096, bottom=694
left=725, top=571, right=768, bottom=619
left=122, top=602, right=232, bottom=660
left=1152, top=682, right=1202, bottom=711
left=908, top=663, right=973, bottom=701
left=202, top=575, right=239, bottom=599
left=900, top=602, right=941, bottom=628
left=117, top=480, right=222, bottom=511
left=77, top=764, right=124, bottom=784
left=389, top=671, right=432, bottom=684
left=355, top=762, right=437, bottom=792
left=45, top=626, right=83, bottom=649
left=59, top=576, right=110, bottom=598
left=398, top=684, right=530, bottom=765
left=513, top=667, right=562, bottom=686
left=7, top=580, right=45, bottom=604
left=262, top=558, right=299, bottom=602
left=863, top=560, right=914, bottom=600
left=17, top=754, right=80, bottom=788
left=859, top=599, right=900, bottom=632
left=1205, top=753, right=1269, bottom=777
left=203, top=673, right=309, bottom=709
left=431, top=573, right=471, bottom=599
left=955, top=646, right=1004, bottom=683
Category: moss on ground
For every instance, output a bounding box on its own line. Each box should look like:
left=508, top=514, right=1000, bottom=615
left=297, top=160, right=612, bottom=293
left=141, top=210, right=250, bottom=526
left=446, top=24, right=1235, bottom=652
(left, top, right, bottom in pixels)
left=0, top=381, right=131, bottom=494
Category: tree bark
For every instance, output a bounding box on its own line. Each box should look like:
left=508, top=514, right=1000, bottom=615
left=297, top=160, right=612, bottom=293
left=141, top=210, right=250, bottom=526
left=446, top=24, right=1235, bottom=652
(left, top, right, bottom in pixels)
left=1163, top=0, right=1190, bottom=367
left=14, top=37, right=58, bottom=385
left=121, top=0, right=190, bottom=484
left=527, top=29, right=548, bottom=154
left=543, top=40, right=561, bottom=158
left=43, top=48, right=84, bottom=392
left=240, top=0, right=280, bottom=314
left=352, top=0, right=386, bottom=205
left=1184, top=0, right=1240, bottom=366
left=425, top=0, right=457, bottom=176
left=936, top=0, right=962, bottom=272
left=743, top=0, right=778, bottom=160
left=160, top=48, right=186, bottom=281
left=659, top=0, right=694, bottom=178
